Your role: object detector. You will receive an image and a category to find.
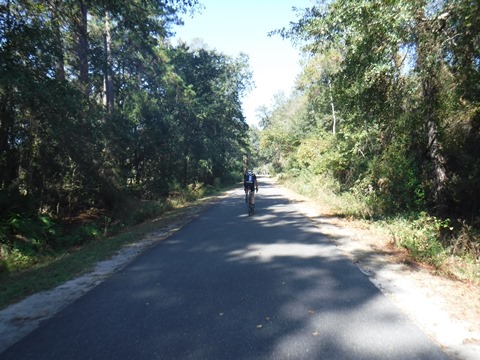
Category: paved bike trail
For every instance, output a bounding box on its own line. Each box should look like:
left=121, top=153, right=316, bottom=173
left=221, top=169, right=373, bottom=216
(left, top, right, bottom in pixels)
left=1, top=180, right=449, bottom=359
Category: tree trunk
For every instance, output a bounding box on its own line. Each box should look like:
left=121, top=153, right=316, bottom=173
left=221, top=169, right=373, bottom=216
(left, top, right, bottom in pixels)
left=50, top=0, right=65, bottom=81
left=416, top=8, right=449, bottom=213
left=0, top=94, right=18, bottom=190
left=328, top=79, right=337, bottom=135
left=0, top=0, right=19, bottom=190
left=103, top=11, right=114, bottom=114
left=76, top=0, right=89, bottom=95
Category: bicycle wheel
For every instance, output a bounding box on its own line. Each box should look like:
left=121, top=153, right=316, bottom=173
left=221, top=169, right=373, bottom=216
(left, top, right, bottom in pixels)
left=247, top=190, right=255, bottom=216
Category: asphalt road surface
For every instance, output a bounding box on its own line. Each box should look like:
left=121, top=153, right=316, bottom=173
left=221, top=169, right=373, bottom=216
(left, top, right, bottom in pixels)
left=1, top=179, right=449, bottom=360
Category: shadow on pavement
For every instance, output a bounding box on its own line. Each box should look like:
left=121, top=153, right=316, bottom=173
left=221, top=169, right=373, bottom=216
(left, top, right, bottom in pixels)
left=1, top=181, right=448, bottom=360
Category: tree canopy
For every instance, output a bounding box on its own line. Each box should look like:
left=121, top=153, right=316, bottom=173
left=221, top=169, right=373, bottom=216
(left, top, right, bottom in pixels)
left=0, top=0, right=253, bottom=254
left=262, top=0, right=480, bottom=221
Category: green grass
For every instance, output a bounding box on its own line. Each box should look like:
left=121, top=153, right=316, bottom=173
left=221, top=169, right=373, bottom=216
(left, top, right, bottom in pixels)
left=278, top=172, right=367, bottom=218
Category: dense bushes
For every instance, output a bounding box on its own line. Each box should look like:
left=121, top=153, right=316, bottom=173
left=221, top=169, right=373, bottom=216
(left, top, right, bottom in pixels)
left=0, top=180, right=225, bottom=275
left=258, top=0, right=480, bottom=271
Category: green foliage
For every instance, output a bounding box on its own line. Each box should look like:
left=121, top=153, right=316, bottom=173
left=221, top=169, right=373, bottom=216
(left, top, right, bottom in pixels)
left=391, top=213, right=452, bottom=268
left=356, top=138, right=424, bottom=216
left=0, top=177, right=229, bottom=281
left=257, top=0, right=480, bottom=268
left=279, top=168, right=369, bottom=219
left=264, top=0, right=480, bottom=217
left=291, top=132, right=359, bottom=186
left=0, top=1, right=252, bottom=276
left=0, top=191, right=59, bottom=253
left=451, top=221, right=480, bottom=260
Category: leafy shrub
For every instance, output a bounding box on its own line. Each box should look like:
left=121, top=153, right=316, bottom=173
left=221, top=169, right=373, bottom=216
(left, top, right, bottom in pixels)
left=451, top=221, right=480, bottom=259
left=2, top=213, right=59, bottom=252
left=356, top=139, right=423, bottom=217
left=391, top=213, right=452, bottom=268
left=56, top=225, right=100, bottom=249
left=1, top=248, right=37, bottom=273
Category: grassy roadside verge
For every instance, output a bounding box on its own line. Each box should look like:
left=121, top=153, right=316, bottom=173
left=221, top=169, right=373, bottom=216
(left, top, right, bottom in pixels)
left=0, top=185, right=234, bottom=310
left=278, top=175, right=480, bottom=285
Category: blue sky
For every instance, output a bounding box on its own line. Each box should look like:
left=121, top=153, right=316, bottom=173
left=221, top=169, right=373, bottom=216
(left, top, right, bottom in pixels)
left=173, top=0, right=314, bottom=126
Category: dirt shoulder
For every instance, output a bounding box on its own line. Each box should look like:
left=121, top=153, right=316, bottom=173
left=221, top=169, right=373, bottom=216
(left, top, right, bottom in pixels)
left=0, top=180, right=479, bottom=359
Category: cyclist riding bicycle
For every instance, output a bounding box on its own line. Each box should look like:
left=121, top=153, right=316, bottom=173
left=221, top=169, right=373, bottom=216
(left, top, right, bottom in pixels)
left=244, top=169, right=258, bottom=212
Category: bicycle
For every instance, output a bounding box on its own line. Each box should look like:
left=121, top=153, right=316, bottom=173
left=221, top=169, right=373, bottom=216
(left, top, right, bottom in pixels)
left=246, top=189, right=255, bottom=216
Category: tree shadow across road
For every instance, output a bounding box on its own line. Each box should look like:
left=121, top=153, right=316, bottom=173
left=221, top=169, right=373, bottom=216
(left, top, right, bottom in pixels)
left=0, top=182, right=449, bottom=360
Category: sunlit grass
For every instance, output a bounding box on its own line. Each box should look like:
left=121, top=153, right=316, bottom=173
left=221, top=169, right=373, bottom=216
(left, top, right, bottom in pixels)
left=279, top=172, right=367, bottom=218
